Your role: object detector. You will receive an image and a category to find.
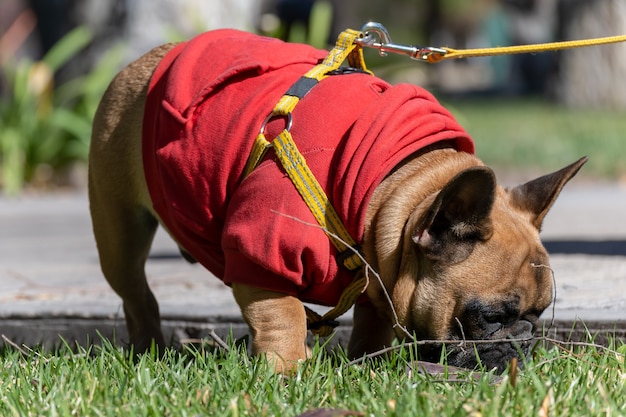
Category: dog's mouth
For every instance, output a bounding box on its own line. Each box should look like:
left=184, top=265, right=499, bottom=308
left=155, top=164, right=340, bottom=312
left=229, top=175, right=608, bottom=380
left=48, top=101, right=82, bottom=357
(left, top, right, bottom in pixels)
left=417, top=320, right=535, bottom=373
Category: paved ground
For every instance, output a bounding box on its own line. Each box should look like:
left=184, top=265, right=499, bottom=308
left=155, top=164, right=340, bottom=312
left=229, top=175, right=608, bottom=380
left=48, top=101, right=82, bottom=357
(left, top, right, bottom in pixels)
left=1, top=178, right=625, bottom=347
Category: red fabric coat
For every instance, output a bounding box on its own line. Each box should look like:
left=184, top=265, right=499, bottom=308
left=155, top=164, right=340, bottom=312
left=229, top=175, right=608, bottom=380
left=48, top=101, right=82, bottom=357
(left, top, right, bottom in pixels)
left=143, top=29, right=474, bottom=306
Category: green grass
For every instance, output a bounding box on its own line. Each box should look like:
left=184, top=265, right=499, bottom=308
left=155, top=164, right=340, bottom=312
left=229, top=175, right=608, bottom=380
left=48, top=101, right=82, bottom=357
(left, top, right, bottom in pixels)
left=1, top=338, right=624, bottom=416
left=445, top=98, right=626, bottom=179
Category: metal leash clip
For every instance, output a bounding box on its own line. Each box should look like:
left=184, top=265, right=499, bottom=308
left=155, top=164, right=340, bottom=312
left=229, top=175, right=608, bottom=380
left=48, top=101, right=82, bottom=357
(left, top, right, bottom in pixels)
left=355, top=21, right=447, bottom=63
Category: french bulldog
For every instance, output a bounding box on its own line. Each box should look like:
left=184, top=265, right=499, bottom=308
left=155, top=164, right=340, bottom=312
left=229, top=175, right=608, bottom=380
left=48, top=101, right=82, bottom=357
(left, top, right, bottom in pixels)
left=88, top=29, right=586, bottom=372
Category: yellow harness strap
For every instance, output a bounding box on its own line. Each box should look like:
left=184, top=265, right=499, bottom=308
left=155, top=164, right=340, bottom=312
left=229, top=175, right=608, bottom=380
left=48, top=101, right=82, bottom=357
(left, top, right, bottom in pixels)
left=243, top=29, right=371, bottom=337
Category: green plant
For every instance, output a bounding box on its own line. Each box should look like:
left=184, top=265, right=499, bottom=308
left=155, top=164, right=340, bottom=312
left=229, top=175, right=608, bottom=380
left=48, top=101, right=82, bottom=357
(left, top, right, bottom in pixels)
left=0, top=26, right=124, bottom=194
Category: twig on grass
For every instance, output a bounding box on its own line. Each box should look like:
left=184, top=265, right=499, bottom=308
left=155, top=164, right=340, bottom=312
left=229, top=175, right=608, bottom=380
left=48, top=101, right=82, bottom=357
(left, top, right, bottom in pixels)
left=541, top=337, right=623, bottom=357
left=2, top=334, right=29, bottom=356
left=208, top=329, right=231, bottom=352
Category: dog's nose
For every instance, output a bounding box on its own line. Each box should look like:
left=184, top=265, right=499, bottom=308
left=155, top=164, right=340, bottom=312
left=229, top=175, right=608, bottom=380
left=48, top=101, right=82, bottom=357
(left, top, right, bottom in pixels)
left=492, top=319, right=533, bottom=340
left=489, top=319, right=533, bottom=341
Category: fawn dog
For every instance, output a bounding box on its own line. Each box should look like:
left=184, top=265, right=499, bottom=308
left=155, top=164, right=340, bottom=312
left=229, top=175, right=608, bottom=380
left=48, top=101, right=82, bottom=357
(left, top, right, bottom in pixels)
left=89, top=29, right=586, bottom=372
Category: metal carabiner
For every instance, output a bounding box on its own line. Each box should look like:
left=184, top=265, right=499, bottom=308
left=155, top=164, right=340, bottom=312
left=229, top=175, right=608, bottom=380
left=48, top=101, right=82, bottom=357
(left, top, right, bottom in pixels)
left=355, top=21, right=447, bottom=62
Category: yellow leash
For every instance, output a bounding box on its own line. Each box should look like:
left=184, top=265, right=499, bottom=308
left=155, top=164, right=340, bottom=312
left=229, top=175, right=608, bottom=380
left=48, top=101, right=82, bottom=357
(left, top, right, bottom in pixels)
left=355, top=21, right=626, bottom=63
left=429, top=35, right=626, bottom=63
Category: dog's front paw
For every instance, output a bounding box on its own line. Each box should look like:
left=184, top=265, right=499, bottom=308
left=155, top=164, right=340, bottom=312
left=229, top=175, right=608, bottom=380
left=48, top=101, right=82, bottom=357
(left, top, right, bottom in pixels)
left=260, top=346, right=311, bottom=374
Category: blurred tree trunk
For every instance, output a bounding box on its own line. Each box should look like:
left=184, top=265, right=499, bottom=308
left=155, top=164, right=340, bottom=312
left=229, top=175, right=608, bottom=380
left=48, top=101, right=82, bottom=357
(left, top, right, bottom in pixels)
left=558, top=0, right=626, bottom=109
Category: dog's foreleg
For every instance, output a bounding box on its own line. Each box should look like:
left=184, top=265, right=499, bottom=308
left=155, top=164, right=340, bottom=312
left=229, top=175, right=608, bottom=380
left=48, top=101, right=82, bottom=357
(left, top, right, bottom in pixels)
left=232, top=283, right=308, bottom=373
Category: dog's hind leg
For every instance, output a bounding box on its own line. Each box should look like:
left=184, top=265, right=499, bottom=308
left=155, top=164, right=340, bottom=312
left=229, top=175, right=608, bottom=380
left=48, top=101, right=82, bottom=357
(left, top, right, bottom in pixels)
left=89, top=186, right=163, bottom=352
left=88, top=44, right=178, bottom=352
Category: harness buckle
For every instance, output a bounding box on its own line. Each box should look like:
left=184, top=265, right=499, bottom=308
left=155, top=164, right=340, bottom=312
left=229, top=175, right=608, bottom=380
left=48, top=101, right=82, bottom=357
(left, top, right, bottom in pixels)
left=336, top=244, right=363, bottom=271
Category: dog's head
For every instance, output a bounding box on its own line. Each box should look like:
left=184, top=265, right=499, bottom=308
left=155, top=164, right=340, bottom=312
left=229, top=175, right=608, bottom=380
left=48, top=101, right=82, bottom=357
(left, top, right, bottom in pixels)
left=393, top=157, right=587, bottom=372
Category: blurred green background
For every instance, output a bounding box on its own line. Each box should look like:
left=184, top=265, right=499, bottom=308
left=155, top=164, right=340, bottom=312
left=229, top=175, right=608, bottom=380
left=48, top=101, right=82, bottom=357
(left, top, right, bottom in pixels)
left=1, top=0, right=625, bottom=194
left=448, top=99, right=626, bottom=180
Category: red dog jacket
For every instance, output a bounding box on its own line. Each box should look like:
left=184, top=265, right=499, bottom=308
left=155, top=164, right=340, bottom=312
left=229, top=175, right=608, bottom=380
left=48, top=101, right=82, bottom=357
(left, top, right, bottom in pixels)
left=143, top=29, right=474, bottom=306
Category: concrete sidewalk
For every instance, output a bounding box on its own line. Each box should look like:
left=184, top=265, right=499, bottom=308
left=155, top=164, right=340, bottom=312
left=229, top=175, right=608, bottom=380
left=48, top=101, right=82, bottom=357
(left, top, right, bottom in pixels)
left=1, top=180, right=625, bottom=347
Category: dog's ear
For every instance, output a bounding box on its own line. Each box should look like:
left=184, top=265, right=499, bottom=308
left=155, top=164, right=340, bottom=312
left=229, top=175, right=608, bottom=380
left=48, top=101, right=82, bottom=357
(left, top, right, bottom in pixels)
left=413, top=167, right=496, bottom=264
left=508, top=157, right=588, bottom=230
